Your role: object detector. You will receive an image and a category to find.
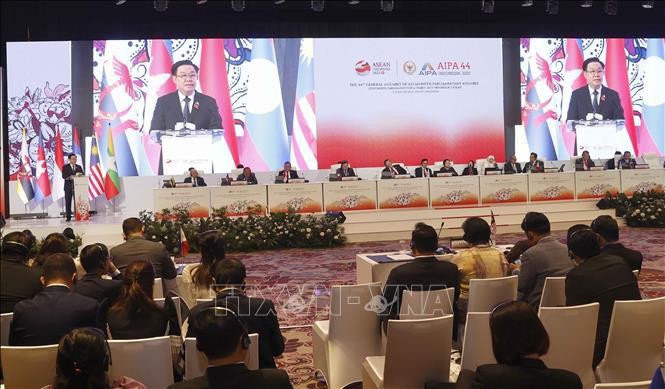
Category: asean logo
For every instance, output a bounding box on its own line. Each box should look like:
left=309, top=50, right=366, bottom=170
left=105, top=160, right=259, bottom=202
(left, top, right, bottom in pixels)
left=355, top=60, right=371, bottom=76
left=403, top=60, right=416, bottom=75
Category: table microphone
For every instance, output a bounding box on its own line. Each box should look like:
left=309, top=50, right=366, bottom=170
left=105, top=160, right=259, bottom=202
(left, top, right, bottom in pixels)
left=436, top=222, right=454, bottom=254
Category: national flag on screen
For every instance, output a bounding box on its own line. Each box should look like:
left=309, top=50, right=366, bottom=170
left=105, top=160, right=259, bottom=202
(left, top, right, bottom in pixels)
left=51, top=127, right=66, bottom=201
left=88, top=135, right=105, bottom=200
left=605, top=39, right=639, bottom=155
left=641, top=38, right=665, bottom=155
left=16, top=128, right=35, bottom=204
left=523, top=58, right=557, bottom=160
left=149, top=39, right=176, bottom=97
left=34, top=128, right=52, bottom=201
left=180, top=227, right=190, bottom=257
left=490, top=210, right=497, bottom=236
left=290, top=38, right=318, bottom=170
left=560, top=38, right=587, bottom=157
left=72, top=126, right=82, bottom=164
left=104, top=129, right=121, bottom=200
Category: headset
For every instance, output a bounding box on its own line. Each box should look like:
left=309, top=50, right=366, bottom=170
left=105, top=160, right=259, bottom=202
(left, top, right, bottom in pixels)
left=70, top=327, right=112, bottom=372
left=198, top=306, right=251, bottom=350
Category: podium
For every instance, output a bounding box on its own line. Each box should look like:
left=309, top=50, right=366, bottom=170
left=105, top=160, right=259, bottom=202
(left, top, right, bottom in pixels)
left=569, top=120, right=621, bottom=159
left=161, top=130, right=222, bottom=175
left=73, top=176, right=90, bottom=221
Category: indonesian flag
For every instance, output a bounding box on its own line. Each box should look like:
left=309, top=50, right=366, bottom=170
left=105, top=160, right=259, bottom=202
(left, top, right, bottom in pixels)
left=51, top=126, right=66, bottom=200
left=180, top=227, right=190, bottom=257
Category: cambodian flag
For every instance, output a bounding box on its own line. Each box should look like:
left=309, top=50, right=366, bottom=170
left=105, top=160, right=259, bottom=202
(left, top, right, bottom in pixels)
left=642, top=38, right=665, bottom=155
left=560, top=38, right=587, bottom=157
left=290, top=38, right=318, bottom=170
left=34, top=128, right=52, bottom=201
left=523, top=61, right=557, bottom=160
left=16, top=128, right=35, bottom=204
left=72, top=126, right=82, bottom=165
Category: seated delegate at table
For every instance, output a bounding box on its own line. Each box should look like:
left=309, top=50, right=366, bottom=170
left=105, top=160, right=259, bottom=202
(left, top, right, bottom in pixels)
left=461, top=160, right=478, bottom=176
left=575, top=150, right=596, bottom=171
left=414, top=158, right=434, bottom=178
left=619, top=151, right=637, bottom=169
left=381, top=159, right=408, bottom=179
left=605, top=151, right=622, bottom=170
left=503, top=155, right=522, bottom=175
left=276, top=161, right=300, bottom=183
left=184, top=167, right=207, bottom=187
left=335, top=160, right=357, bottom=178
left=523, top=152, right=545, bottom=173
left=438, top=159, right=458, bottom=176
left=236, top=167, right=258, bottom=185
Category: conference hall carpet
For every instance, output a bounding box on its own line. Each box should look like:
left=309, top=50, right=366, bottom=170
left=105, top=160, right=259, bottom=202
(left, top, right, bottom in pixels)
left=179, top=226, right=664, bottom=388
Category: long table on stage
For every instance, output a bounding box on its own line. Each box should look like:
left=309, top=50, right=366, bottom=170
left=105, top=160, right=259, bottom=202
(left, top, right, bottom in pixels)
left=153, top=169, right=665, bottom=216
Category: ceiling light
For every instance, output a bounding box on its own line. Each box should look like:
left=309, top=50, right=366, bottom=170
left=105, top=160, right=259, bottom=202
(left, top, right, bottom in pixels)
left=546, top=0, right=559, bottom=14
left=481, top=0, right=494, bottom=13
left=580, top=0, right=593, bottom=7
left=231, top=0, right=245, bottom=12
left=380, top=0, right=394, bottom=12
left=521, top=0, right=533, bottom=6
left=641, top=0, right=654, bottom=8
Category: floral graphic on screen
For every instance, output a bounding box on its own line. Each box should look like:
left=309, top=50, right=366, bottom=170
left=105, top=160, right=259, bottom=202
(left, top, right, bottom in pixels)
left=431, top=190, right=478, bottom=207
left=483, top=187, right=527, bottom=204
left=531, top=185, right=574, bottom=201
left=625, top=181, right=663, bottom=197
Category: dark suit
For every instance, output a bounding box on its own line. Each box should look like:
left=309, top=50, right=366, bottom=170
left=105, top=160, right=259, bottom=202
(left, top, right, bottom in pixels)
left=565, top=253, right=641, bottom=367
left=472, top=358, right=582, bottom=389
left=167, top=364, right=292, bottom=389
left=601, top=242, right=643, bottom=272
left=150, top=91, right=222, bottom=132
left=0, top=256, right=43, bottom=313
left=606, top=158, right=621, bottom=170
left=381, top=164, right=408, bottom=179
left=380, top=256, right=460, bottom=335
left=110, top=236, right=177, bottom=280
left=187, top=288, right=285, bottom=369
left=335, top=167, right=357, bottom=178
left=438, top=166, right=459, bottom=176
left=567, top=85, right=624, bottom=121
left=237, top=173, right=258, bottom=185
left=74, top=273, right=123, bottom=305
left=523, top=160, right=545, bottom=173
left=184, top=176, right=207, bottom=187
left=461, top=167, right=478, bottom=176
left=9, top=285, right=101, bottom=346
left=62, top=163, right=84, bottom=221
left=414, top=167, right=434, bottom=178
left=276, top=170, right=299, bottom=183
left=575, top=158, right=596, bottom=171
left=503, top=162, right=522, bottom=175
left=619, top=158, right=637, bottom=169
left=108, top=295, right=180, bottom=339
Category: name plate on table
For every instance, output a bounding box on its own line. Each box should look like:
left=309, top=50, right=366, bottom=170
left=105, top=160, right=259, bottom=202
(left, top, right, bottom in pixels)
left=288, top=178, right=306, bottom=184
left=175, top=183, right=194, bottom=188
left=485, top=170, right=501, bottom=175
left=436, top=172, right=455, bottom=177
left=394, top=174, right=411, bottom=179
left=544, top=168, right=560, bottom=173
left=230, top=180, right=248, bottom=185
left=635, top=164, right=650, bottom=169
left=590, top=166, right=605, bottom=171
left=341, top=176, right=360, bottom=181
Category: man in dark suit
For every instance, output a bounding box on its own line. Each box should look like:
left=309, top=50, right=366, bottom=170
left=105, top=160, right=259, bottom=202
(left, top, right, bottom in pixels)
left=74, top=243, right=122, bottom=305
left=379, top=224, right=460, bottom=335
left=575, top=150, right=596, bottom=171
left=184, top=167, right=207, bottom=187
left=171, top=306, right=292, bottom=389
left=9, top=253, right=102, bottom=346
left=503, top=155, right=522, bottom=175
left=335, top=160, right=357, bottom=178
left=237, top=166, right=258, bottom=184
left=110, top=217, right=177, bottom=282
left=414, top=158, right=434, bottom=178
left=461, top=160, right=479, bottom=176
left=567, top=57, right=624, bottom=122
left=1, top=231, right=43, bottom=313
left=565, top=228, right=641, bottom=368
left=62, top=153, right=84, bottom=222
left=522, top=152, right=545, bottom=173
left=187, top=259, right=285, bottom=369
left=276, top=161, right=300, bottom=183
left=605, top=151, right=623, bottom=170
left=619, top=151, right=637, bottom=169
left=381, top=159, right=408, bottom=179
left=591, top=215, right=643, bottom=272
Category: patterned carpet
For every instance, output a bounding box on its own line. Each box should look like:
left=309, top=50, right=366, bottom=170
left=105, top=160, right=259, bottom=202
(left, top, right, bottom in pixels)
left=180, top=227, right=665, bottom=388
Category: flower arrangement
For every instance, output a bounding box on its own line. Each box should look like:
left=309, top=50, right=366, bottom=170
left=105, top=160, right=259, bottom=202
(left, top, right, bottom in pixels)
left=139, top=205, right=347, bottom=255
left=603, top=190, right=665, bottom=228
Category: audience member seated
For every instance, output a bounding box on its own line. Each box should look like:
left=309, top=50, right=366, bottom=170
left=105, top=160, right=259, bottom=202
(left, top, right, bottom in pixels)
left=575, top=150, right=596, bottom=171
left=42, top=327, right=146, bottom=389
left=461, top=160, right=478, bottom=176
left=276, top=161, right=300, bottom=183
left=236, top=166, right=258, bottom=184
left=1, top=231, right=43, bottom=313
left=62, top=227, right=79, bottom=257
left=10, top=253, right=101, bottom=346
left=619, top=150, right=637, bottom=169
left=470, top=301, right=582, bottom=389
left=504, top=239, right=535, bottom=264
left=453, top=217, right=509, bottom=316
left=181, top=230, right=226, bottom=306
left=605, top=151, right=623, bottom=170
left=169, top=307, right=292, bottom=389
left=565, top=227, right=641, bottom=368
left=438, top=159, right=458, bottom=176
left=107, top=260, right=180, bottom=339
left=522, top=152, right=544, bottom=173
left=381, top=159, right=407, bottom=178
left=30, top=232, right=70, bottom=268
left=516, top=212, right=574, bottom=309
left=335, top=160, right=357, bottom=178
left=414, top=158, right=434, bottom=177
left=74, top=243, right=123, bottom=306
left=184, top=167, right=207, bottom=187
left=485, top=155, right=499, bottom=169
left=591, top=215, right=643, bottom=272
left=503, top=155, right=522, bottom=175
left=110, top=217, right=177, bottom=282
left=379, top=223, right=460, bottom=334
left=187, top=259, right=285, bottom=369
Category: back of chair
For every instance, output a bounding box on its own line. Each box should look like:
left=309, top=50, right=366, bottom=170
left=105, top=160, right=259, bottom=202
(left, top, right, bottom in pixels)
left=596, top=297, right=665, bottom=383
left=539, top=303, right=599, bottom=389
left=460, top=312, right=495, bottom=371
left=594, top=381, right=652, bottom=389
left=383, top=315, right=453, bottom=388
left=154, top=296, right=183, bottom=328
left=328, top=282, right=383, bottom=388
left=467, top=276, right=518, bottom=313
left=539, top=276, right=567, bottom=309
left=399, top=287, right=455, bottom=320
left=1, top=312, right=12, bottom=346
left=153, top=277, right=164, bottom=299
left=108, top=336, right=174, bottom=388
left=184, top=333, right=259, bottom=379
left=1, top=344, right=58, bottom=388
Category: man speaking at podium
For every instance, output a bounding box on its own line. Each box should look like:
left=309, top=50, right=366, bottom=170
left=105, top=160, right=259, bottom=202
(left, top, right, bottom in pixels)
left=150, top=60, right=222, bottom=135
left=566, top=57, right=624, bottom=122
